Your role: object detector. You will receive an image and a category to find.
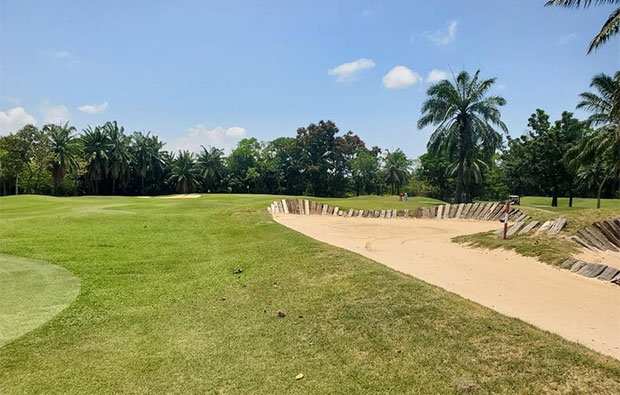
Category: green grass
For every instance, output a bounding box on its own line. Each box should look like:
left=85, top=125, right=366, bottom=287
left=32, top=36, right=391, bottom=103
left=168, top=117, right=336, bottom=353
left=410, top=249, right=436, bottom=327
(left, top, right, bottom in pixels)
left=0, top=254, right=80, bottom=347
left=1, top=194, right=619, bottom=394
left=455, top=196, right=620, bottom=266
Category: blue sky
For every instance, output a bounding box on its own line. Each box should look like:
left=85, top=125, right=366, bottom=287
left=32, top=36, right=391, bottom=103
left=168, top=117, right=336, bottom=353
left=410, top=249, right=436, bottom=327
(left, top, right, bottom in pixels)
left=1, top=0, right=617, bottom=156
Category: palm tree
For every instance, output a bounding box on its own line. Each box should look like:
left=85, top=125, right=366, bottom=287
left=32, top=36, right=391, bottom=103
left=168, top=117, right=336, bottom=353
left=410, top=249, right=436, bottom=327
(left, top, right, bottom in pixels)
left=82, top=126, right=111, bottom=194
left=168, top=150, right=200, bottom=193
left=418, top=70, right=507, bottom=203
left=577, top=159, right=612, bottom=208
left=384, top=149, right=410, bottom=194
left=546, top=0, right=620, bottom=53
left=197, top=145, right=225, bottom=192
left=132, top=132, right=165, bottom=194
left=103, top=121, right=132, bottom=194
left=568, top=72, right=620, bottom=178
left=44, top=122, right=79, bottom=195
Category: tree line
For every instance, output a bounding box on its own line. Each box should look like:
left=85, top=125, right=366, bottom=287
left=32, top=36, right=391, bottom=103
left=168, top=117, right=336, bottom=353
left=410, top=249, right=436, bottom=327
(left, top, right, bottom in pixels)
left=1, top=70, right=618, bottom=207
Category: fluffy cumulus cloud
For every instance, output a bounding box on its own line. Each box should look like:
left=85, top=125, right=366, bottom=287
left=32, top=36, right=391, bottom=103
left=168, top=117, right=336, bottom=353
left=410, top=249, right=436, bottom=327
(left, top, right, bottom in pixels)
left=169, top=125, right=248, bottom=153
left=0, top=107, right=37, bottom=135
left=41, top=102, right=70, bottom=125
left=423, top=20, right=458, bottom=45
left=382, top=66, right=422, bottom=89
left=78, top=102, right=109, bottom=114
left=328, top=58, right=375, bottom=82
left=426, top=69, right=449, bottom=83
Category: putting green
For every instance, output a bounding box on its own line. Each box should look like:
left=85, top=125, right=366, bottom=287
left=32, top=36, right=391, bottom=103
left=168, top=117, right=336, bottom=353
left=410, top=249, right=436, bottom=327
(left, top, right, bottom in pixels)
left=0, top=254, right=80, bottom=347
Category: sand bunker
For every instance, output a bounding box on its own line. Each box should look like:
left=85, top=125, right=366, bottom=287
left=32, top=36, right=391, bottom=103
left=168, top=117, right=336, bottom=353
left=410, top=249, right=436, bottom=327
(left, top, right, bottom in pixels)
left=274, top=214, right=620, bottom=360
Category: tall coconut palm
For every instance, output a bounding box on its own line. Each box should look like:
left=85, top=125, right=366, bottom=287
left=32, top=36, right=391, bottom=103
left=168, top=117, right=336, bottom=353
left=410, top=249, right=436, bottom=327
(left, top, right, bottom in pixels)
left=104, top=121, right=132, bottom=194
left=546, top=0, right=620, bottom=53
left=197, top=145, right=225, bottom=191
left=168, top=150, right=200, bottom=193
left=418, top=70, right=507, bottom=203
left=132, top=131, right=165, bottom=194
left=82, top=126, right=111, bottom=194
left=43, top=122, right=79, bottom=195
left=384, top=149, right=410, bottom=194
left=566, top=71, right=620, bottom=197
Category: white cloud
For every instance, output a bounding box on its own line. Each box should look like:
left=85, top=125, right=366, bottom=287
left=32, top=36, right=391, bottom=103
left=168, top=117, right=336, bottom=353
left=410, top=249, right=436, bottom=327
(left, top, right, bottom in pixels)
left=558, top=32, right=578, bottom=46
left=496, top=84, right=507, bottom=91
left=423, top=20, right=458, bottom=45
left=0, top=107, right=37, bottom=135
left=170, top=125, right=247, bottom=153
left=426, top=69, right=449, bottom=83
left=382, top=66, right=422, bottom=89
left=41, top=102, right=70, bottom=125
left=44, top=50, right=81, bottom=68
left=328, top=58, right=375, bottom=82
left=78, top=102, right=109, bottom=114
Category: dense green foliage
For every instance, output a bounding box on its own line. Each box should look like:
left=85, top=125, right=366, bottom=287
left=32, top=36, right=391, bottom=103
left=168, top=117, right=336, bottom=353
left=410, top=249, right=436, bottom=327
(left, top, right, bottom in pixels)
left=1, top=194, right=619, bottom=394
left=1, top=72, right=618, bottom=207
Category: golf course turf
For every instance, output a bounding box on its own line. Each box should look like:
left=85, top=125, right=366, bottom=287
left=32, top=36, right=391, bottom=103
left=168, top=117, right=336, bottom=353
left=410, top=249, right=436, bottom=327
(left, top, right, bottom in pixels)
left=1, top=195, right=619, bottom=394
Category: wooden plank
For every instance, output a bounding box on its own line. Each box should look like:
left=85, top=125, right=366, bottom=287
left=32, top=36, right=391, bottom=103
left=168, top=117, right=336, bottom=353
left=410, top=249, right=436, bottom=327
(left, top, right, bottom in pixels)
left=454, top=203, right=465, bottom=218
left=429, top=206, right=436, bottom=218
left=441, top=204, right=449, bottom=219
left=333, top=206, right=339, bottom=216
left=548, top=218, right=566, bottom=235
left=585, top=227, right=618, bottom=251
left=594, top=222, right=620, bottom=248
left=507, top=209, right=520, bottom=221
left=436, top=205, right=443, bottom=219
left=392, top=209, right=398, bottom=218
left=304, top=200, right=310, bottom=215
left=560, top=258, right=577, bottom=269
left=461, top=203, right=473, bottom=218
left=281, top=199, right=289, bottom=214
left=570, top=261, right=587, bottom=272
left=576, top=263, right=607, bottom=278
left=404, top=209, right=409, bottom=218
left=321, top=204, right=328, bottom=215
left=518, top=221, right=539, bottom=235
left=473, top=203, right=487, bottom=219
left=571, top=235, right=597, bottom=251
left=346, top=208, right=353, bottom=217
left=357, top=209, right=363, bottom=218
left=604, top=219, right=620, bottom=238
left=385, top=210, right=392, bottom=219
left=484, top=203, right=500, bottom=220
left=466, top=202, right=479, bottom=219
left=380, top=210, right=386, bottom=218
left=536, top=220, right=554, bottom=235
left=597, top=266, right=620, bottom=282
left=489, top=204, right=504, bottom=221
left=577, top=229, right=606, bottom=251
left=492, top=204, right=507, bottom=221
left=450, top=204, right=459, bottom=218
left=506, top=221, right=524, bottom=237
left=373, top=210, right=380, bottom=218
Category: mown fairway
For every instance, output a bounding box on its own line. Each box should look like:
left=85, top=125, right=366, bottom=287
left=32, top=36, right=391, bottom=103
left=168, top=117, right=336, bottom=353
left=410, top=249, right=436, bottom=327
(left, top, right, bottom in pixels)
left=1, top=195, right=619, bottom=394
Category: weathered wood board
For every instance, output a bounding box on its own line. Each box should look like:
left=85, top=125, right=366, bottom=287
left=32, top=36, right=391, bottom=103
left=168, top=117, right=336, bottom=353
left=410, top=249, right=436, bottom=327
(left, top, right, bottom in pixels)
left=506, top=221, right=524, bottom=237
left=518, top=221, right=539, bottom=235
left=576, top=263, right=607, bottom=278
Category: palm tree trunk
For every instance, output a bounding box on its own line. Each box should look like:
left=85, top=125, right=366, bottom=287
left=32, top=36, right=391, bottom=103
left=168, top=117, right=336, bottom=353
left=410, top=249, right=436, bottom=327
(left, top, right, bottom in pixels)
left=597, top=173, right=610, bottom=209
left=568, top=178, right=573, bottom=207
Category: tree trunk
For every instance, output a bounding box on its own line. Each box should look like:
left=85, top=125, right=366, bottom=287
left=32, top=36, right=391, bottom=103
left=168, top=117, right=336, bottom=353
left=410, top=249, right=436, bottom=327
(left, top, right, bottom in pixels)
left=15, top=174, right=19, bottom=195
left=551, top=184, right=558, bottom=207
left=597, top=173, right=610, bottom=209
left=568, top=178, right=573, bottom=208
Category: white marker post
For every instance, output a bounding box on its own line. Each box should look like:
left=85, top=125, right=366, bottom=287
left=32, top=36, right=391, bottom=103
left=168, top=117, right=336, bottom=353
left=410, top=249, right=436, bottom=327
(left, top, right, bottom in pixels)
left=503, top=201, right=510, bottom=240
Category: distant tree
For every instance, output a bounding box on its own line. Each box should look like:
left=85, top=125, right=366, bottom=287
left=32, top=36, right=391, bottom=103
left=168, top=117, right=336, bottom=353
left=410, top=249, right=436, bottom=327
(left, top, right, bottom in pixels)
left=415, top=152, right=454, bottom=200
left=44, top=122, right=79, bottom=195
left=168, top=150, right=200, bottom=193
left=384, top=149, right=411, bottom=194
left=418, top=70, right=507, bottom=203
left=82, top=125, right=111, bottom=194
left=132, top=132, right=165, bottom=195
left=197, top=146, right=226, bottom=192
left=577, top=157, right=612, bottom=208
left=296, top=120, right=338, bottom=197
left=227, top=138, right=261, bottom=192
left=104, top=121, right=132, bottom=194
left=545, top=0, right=620, bottom=53
left=352, top=149, right=380, bottom=195
left=0, top=131, right=30, bottom=194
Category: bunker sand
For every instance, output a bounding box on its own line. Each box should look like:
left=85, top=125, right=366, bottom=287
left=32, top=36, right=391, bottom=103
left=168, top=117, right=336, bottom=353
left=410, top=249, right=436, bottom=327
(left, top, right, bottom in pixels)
left=274, top=214, right=620, bottom=360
